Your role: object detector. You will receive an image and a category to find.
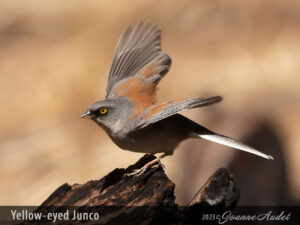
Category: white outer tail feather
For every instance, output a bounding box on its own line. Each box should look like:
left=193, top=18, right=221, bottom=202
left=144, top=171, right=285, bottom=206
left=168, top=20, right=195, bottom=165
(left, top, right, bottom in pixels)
left=199, top=134, right=274, bottom=160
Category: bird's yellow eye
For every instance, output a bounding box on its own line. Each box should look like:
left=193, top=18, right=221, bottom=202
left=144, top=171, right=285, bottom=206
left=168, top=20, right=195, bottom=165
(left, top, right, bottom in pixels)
left=99, top=107, right=108, bottom=115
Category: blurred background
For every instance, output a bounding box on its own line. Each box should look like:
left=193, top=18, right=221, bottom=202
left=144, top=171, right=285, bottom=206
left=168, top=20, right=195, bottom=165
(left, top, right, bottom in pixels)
left=0, top=0, right=299, bottom=206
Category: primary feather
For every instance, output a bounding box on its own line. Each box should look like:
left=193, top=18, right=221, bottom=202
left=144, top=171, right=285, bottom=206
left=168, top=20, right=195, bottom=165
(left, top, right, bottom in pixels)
left=136, top=96, right=222, bottom=129
left=106, top=21, right=171, bottom=98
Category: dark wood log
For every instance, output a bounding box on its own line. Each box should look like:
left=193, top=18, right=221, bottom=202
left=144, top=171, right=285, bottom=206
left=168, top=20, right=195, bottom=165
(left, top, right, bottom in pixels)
left=187, top=168, right=240, bottom=208
left=41, top=154, right=174, bottom=207
left=29, top=154, right=240, bottom=225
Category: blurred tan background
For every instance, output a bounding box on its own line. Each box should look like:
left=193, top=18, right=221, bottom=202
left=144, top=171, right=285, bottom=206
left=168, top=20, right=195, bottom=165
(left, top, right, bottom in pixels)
left=0, top=0, right=299, bottom=205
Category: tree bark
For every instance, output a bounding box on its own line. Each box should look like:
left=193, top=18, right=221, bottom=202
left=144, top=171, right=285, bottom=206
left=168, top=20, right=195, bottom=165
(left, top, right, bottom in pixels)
left=33, top=154, right=240, bottom=224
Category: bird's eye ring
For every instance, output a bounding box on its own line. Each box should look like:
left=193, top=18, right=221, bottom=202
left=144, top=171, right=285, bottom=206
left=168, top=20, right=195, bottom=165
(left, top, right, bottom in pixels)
left=99, top=107, right=108, bottom=115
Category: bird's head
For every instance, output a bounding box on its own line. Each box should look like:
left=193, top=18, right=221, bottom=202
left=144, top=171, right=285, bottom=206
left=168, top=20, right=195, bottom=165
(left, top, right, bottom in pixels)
left=81, top=98, right=133, bottom=134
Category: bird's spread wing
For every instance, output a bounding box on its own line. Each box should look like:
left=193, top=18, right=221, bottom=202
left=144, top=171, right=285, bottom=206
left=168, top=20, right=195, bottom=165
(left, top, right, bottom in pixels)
left=133, top=96, right=222, bottom=129
left=106, top=21, right=171, bottom=107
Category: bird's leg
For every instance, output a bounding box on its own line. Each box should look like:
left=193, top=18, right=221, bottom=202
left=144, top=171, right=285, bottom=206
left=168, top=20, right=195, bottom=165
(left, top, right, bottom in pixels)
left=143, top=153, right=167, bottom=169
left=151, top=157, right=165, bottom=169
left=124, top=153, right=168, bottom=177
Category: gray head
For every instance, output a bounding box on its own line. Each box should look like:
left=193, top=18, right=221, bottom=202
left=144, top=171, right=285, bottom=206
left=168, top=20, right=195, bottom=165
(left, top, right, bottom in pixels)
left=81, top=98, right=133, bottom=134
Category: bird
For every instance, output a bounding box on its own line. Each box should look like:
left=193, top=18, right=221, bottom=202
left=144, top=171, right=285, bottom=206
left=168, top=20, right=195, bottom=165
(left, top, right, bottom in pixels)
left=81, top=21, right=273, bottom=176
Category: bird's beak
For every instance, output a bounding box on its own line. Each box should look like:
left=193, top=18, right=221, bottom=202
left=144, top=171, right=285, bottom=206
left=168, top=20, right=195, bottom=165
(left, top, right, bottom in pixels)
left=81, top=110, right=93, bottom=119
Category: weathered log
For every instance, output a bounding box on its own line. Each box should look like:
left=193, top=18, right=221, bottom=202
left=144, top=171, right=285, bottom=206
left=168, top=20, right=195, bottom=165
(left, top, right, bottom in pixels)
left=28, top=154, right=239, bottom=224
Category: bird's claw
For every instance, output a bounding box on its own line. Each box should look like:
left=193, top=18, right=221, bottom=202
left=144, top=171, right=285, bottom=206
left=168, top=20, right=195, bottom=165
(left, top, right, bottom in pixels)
left=123, top=166, right=148, bottom=178
left=151, top=160, right=164, bottom=169
left=123, top=161, right=163, bottom=178
left=157, top=160, right=165, bottom=168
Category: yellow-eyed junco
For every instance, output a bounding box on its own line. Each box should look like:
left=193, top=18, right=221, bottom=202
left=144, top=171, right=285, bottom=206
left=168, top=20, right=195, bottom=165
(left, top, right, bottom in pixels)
left=81, top=21, right=273, bottom=176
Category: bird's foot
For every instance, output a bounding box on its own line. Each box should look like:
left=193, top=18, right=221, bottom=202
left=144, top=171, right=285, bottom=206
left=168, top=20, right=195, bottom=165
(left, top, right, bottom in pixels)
left=124, top=161, right=163, bottom=178
left=124, top=165, right=148, bottom=178
left=152, top=160, right=165, bottom=169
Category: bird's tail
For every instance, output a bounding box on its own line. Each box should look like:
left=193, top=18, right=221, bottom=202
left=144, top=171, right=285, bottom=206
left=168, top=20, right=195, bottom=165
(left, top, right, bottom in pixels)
left=192, top=124, right=274, bottom=160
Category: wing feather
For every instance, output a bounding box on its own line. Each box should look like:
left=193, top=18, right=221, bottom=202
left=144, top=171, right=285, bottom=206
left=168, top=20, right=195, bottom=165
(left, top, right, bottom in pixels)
left=134, top=96, right=222, bottom=129
left=106, top=21, right=170, bottom=98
